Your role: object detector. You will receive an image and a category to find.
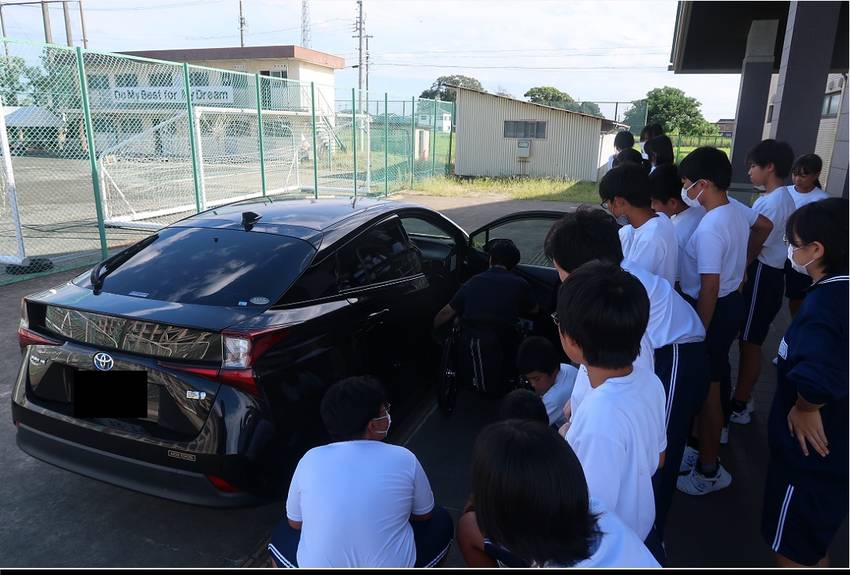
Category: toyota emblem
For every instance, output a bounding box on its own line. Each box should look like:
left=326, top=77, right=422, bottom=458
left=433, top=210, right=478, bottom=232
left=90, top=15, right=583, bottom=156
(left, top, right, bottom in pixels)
left=93, top=352, right=114, bottom=372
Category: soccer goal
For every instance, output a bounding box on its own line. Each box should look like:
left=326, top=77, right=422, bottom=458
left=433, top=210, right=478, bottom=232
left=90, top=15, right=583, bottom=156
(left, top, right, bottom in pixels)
left=98, top=106, right=304, bottom=230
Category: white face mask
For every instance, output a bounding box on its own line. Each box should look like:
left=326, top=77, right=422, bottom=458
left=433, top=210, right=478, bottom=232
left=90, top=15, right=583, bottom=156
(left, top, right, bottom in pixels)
left=615, top=214, right=629, bottom=227
left=788, top=244, right=816, bottom=276
left=372, top=411, right=391, bottom=437
left=681, top=180, right=703, bottom=208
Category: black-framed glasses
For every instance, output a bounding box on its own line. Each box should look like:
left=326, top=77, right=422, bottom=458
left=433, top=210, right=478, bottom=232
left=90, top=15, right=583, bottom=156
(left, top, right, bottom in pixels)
left=600, top=200, right=609, bottom=211
left=550, top=312, right=560, bottom=327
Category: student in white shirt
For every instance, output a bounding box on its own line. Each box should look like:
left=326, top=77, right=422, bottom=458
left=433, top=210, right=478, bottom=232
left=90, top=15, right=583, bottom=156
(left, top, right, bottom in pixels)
left=466, top=419, right=659, bottom=568
left=606, top=130, right=635, bottom=170
left=731, top=140, right=798, bottom=426
left=543, top=207, right=707, bottom=542
left=650, top=163, right=705, bottom=282
left=554, top=261, right=666, bottom=561
left=645, top=135, right=675, bottom=174
left=675, top=147, right=750, bottom=496
left=516, top=336, right=577, bottom=428
left=784, top=154, right=830, bottom=317
left=269, top=376, right=453, bottom=568
left=600, top=163, right=679, bottom=286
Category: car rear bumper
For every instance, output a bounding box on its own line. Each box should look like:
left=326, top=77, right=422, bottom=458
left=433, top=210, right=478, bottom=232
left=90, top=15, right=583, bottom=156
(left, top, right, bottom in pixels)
left=16, top=422, right=261, bottom=508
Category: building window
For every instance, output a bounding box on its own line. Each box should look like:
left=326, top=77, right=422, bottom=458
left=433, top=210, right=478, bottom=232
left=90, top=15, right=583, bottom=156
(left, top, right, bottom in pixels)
left=260, top=70, right=287, bottom=79
left=86, top=74, right=109, bottom=90
left=766, top=104, right=773, bottom=123
left=149, top=72, right=173, bottom=87
left=822, top=92, right=841, bottom=118
left=504, top=120, right=546, bottom=139
left=115, top=73, right=137, bottom=88
left=189, top=71, right=209, bottom=86
left=120, top=118, right=143, bottom=134
left=222, top=73, right=249, bottom=88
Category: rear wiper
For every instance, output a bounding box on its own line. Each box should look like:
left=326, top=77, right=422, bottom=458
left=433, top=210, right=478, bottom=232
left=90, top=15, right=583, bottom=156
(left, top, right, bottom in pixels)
left=91, top=233, right=159, bottom=294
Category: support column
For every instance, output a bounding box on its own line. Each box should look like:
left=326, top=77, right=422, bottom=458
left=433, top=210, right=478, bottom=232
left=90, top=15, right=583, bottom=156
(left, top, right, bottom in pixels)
left=769, top=1, right=841, bottom=161
left=730, top=20, right=778, bottom=187
left=826, top=80, right=849, bottom=198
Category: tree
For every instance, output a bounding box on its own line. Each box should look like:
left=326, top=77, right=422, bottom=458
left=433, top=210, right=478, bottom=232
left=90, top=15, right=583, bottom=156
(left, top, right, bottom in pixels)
left=524, top=86, right=602, bottom=117
left=0, top=56, right=30, bottom=106
left=420, top=75, right=483, bottom=102
left=495, top=85, right=514, bottom=98
left=623, top=86, right=714, bottom=136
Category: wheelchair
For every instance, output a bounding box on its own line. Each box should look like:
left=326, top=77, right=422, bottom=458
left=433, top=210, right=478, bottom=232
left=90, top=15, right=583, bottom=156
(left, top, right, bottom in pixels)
left=437, top=315, right=533, bottom=416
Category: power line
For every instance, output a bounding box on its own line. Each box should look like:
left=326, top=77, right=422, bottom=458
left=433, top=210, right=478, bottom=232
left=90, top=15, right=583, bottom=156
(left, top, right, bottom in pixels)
left=379, top=45, right=670, bottom=55
left=371, top=62, right=669, bottom=71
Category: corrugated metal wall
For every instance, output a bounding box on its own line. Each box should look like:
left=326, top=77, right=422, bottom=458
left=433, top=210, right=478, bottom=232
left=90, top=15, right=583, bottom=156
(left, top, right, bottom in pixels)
left=816, top=116, right=839, bottom=186
left=455, top=89, right=602, bottom=181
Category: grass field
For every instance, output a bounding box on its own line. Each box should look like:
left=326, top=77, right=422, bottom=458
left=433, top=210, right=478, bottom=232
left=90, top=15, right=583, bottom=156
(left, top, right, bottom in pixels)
left=407, top=176, right=599, bottom=203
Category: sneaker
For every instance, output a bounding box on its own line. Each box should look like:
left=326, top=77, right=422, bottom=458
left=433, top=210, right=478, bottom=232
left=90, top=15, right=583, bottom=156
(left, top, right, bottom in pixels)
left=730, top=408, right=751, bottom=425
left=676, top=463, right=732, bottom=496
left=720, top=425, right=729, bottom=445
left=772, top=356, right=779, bottom=366
left=679, top=446, right=699, bottom=474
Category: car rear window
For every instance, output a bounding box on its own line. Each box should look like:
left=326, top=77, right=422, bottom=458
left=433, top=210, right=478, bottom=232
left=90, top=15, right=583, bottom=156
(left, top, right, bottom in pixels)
left=77, top=227, right=316, bottom=307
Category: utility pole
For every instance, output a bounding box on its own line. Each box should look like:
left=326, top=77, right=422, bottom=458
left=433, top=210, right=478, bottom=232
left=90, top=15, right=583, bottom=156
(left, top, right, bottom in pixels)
left=301, top=0, right=310, bottom=48
left=238, top=0, right=246, bottom=47
left=78, top=0, right=88, bottom=48
left=62, top=1, right=72, bottom=46
left=41, top=0, right=53, bottom=43
left=0, top=4, right=10, bottom=61
left=353, top=0, right=364, bottom=114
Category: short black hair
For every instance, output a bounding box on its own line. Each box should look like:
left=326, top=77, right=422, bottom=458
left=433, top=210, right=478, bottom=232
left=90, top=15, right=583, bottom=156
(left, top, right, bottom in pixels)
left=472, top=420, right=600, bottom=566
left=489, top=238, right=521, bottom=270
left=612, top=148, right=644, bottom=168
left=640, top=123, right=664, bottom=141
left=649, top=163, right=683, bottom=204
left=645, top=135, right=674, bottom=166
left=792, top=154, right=824, bottom=188
left=746, top=139, right=795, bottom=179
left=499, top=389, right=549, bottom=424
left=613, top=130, right=634, bottom=151
left=556, top=261, right=649, bottom=369
left=320, top=376, right=386, bottom=441
left=544, top=207, right=624, bottom=273
left=517, top=336, right=560, bottom=375
left=678, top=146, right=732, bottom=190
left=598, top=163, right=652, bottom=208
left=786, top=198, right=849, bottom=276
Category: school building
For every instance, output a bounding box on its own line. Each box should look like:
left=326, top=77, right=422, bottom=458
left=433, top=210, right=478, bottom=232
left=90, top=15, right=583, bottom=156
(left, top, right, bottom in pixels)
left=670, top=1, right=848, bottom=198
left=450, top=85, right=626, bottom=182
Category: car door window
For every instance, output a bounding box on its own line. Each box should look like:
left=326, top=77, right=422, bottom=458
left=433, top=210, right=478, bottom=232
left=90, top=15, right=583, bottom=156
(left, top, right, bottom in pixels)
left=400, top=217, right=453, bottom=240
left=470, top=218, right=558, bottom=268
left=337, top=220, right=422, bottom=291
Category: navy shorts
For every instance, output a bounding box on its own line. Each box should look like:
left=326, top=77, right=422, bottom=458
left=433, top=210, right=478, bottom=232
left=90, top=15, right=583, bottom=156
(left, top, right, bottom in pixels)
left=652, top=341, right=709, bottom=538
left=761, top=458, right=848, bottom=565
left=268, top=505, right=454, bottom=568
left=741, top=260, right=785, bottom=345
left=784, top=260, right=812, bottom=301
left=684, top=291, right=745, bottom=385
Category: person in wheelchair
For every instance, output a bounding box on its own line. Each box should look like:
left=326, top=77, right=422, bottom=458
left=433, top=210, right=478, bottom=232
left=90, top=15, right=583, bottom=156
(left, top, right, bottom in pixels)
left=433, top=239, right=539, bottom=396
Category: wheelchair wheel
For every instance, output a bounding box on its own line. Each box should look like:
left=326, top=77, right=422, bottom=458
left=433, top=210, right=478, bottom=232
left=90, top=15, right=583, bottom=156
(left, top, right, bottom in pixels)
left=437, top=329, right=459, bottom=416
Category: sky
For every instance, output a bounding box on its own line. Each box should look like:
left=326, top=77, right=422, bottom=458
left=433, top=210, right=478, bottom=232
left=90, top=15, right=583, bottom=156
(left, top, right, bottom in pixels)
left=0, top=0, right=742, bottom=121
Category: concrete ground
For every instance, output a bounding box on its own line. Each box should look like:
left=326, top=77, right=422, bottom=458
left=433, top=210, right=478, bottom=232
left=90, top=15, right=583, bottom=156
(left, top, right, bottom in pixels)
left=0, top=194, right=846, bottom=567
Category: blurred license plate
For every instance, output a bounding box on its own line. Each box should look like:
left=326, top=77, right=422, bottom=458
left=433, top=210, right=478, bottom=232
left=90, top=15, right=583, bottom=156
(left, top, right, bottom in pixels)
left=73, top=371, right=148, bottom=418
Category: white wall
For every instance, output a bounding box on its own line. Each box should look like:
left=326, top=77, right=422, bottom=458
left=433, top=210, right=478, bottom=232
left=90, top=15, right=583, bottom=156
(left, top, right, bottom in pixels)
left=454, top=89, right=602, bottom=181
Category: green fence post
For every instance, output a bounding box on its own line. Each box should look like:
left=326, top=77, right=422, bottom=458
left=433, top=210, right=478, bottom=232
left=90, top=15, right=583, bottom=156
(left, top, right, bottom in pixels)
left=676, top=133, right=682, bottom=162
left=410, top=96, right=415, bottom=189
left=75, top=46, right=108, bottom=260
left=183, top=63, right=203, bottom=213
left=254, top=74, right=267, bottom=197
left=352, top=88, right=357, bottom=198
left=310, top=82, right=319, bottom=199
left=431, top=99, right=438, bottom=177
left=384, top=93, right=389, bottom=197
left=447, top=101, right=455, bottom=175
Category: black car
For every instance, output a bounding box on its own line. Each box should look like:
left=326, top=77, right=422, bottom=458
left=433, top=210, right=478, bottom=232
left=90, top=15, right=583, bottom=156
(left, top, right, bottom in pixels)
left=12, top=197, right=567, bottom=506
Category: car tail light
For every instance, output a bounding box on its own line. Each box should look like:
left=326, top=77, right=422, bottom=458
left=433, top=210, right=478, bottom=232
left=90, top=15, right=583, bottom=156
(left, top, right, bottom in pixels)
left=18, top=299, right=62, bottom=349
left=206, top=474, right=240, bottom=493
left=159, top=327, right=287, bottom=397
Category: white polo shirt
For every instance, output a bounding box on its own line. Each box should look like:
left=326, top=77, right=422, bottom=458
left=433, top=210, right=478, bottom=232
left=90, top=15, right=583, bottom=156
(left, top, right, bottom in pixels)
left=545, top=499, right=659, bottom=568
left=618, top=214, right=679, bottom=286
left=786, top=185, right=829, bottom=208
left=566, top=366, right=667, bottom=540
left=671, top=206, right=706, bottom=281
left=752, top=186, right=796, bottom=269
left=286, top=440, right=435, bottom=568
left=679, top=201, right=751, bottom=300
left=542, top=363, right=578, bottom=428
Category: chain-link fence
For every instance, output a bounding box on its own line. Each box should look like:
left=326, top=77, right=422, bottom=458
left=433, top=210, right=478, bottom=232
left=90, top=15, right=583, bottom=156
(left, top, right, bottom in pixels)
left=0, top=37, right=455, bottom=284
left=672, top=134, right=732, bottom=163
